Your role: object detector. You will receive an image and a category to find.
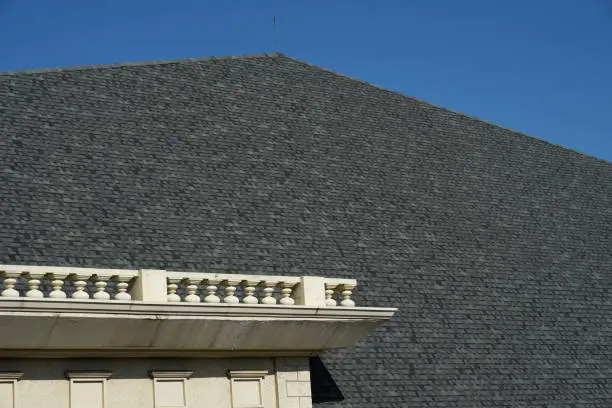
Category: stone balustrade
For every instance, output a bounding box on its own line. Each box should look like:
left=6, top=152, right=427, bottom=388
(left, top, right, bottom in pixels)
left=164, top=271, right=302, bottom=305
left=162, top=271, right=356, bottom=306
left=0, top=265, right=138, bottom=301
left=0, top=265, right=358, bottom=307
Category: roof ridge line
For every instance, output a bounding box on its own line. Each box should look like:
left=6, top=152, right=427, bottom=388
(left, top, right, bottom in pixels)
left=279, top=54, right=612, bottom=166
left=0, top=52, right=284, bottom=77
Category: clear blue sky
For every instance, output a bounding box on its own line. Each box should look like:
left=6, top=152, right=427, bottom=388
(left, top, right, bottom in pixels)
left=1, top=0, right=611, bottom=162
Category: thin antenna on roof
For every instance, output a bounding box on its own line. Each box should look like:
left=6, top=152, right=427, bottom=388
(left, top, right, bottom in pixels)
left=273, top=15, right=278, bottom=52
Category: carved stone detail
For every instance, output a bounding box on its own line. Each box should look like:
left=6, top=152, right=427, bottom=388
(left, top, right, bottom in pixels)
left=185, top=283, right=201, bottom=303
left=167, top=282, right=181, bottom=302
left=1, top=278, right=19, bottom=297
left=204, top=281, right=221, bottom=303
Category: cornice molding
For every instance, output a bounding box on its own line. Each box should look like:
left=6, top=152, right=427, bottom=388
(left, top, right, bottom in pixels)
left=0, top=297, right=395, bottom=357
left=66, top=371, right=112, bottom=380
left=226, top=370, right=270, bottom=379
left=0, top=372, right=23, bottom=381
left=149, top=371, right=193, bottom=379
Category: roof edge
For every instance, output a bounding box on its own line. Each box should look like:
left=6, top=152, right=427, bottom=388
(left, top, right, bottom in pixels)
left=2, top=51, right=609, bottom=166
left=279, top=54, right=612, bottom=167
left=0, top=52, right=284, bottom=77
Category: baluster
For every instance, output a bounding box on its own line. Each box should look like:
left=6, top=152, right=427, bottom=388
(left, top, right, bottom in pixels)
left=92, top=275, right=111, bottom=300
left=223, top=280, right=239, bottom=304
left=279, top=282, right=295, bottom=305
left=114, top=277, right=132, bottom=301
left=25, top=274, right=44, bottom=298
left=72, top=275, right=90, bottom=299
left=204, top=280, right=221, bottom=303
left=49, top=274, right=67, bottom=298
left=167, top=280, right=181, bottom=302
left=1, top=277, right=19, bottom=297
left=242, top=280, right=259, bottom=304
left=261, top=281, right=277, bottom=305
left=185, top=279, right=201, bottom=303
left=324, top=283, right=338, bottom=306
left=340, top=284, right=356, bottom=307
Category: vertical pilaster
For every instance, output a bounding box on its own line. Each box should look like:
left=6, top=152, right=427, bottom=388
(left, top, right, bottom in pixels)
left=293, top=277, right=326, bottom=307
left=275, top=357, right=312, bottom=408
left=131, top=269, right=168, bottom=302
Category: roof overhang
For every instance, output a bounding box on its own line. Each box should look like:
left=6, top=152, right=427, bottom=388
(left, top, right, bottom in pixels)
left=0, top=298, right=395, bottom=358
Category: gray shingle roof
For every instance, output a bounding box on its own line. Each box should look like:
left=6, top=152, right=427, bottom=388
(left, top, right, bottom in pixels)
left=1, top=52, right=612, bottom=407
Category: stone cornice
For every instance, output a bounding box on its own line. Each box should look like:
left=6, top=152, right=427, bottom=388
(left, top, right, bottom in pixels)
left=149, top=371, right=193, bottom=379
left=0, top=299, right=395, bottom=357
left=66, top=371, right=112, bottom=380
left=226, top=370, right=270, bottom=379
left=0, top=372, right=23, bottom=381
left=0, top=297, right=394, bottom=318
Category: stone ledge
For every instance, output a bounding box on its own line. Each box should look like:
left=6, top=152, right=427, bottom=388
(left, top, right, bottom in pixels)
left=0, top=297, right=395, bottom=318
left=0, top=299, right=396, bottom=357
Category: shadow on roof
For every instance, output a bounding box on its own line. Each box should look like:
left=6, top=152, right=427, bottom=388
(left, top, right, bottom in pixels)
left=310, top=356, right=345, bottom=404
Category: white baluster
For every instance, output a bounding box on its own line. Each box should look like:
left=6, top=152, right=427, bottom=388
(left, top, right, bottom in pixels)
left=72, top=276, right=90, bottom=299
left=93, top=280, right=110, bottom=300
left=324, top=284, right=338, bottom=306
left=1, top=277, right=19, bottom=297
left=115, top=281, right=131, bottom=301
left=26, top=276, right=43, bottom=298
left=279, top=283, right=295, bottom=305
left=49, top=278, right=67, bottom=298
left=185, top=281, right=201, bottom=303
left=242, top=281, right=259, bottom=304
left=223, top=280, right=239, bottom=304
left=261, top=282, right=277, bottom=305
left=204, top=281, right=221, bottom=303
left=167, top=282, right=181, bottom=302
left=340, top=285, right=356, bottom=307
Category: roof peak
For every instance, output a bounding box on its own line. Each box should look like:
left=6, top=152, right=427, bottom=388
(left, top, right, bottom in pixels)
left=0, top=52, right=287, bottom=77
left=2, top=51, right=609, bottom=166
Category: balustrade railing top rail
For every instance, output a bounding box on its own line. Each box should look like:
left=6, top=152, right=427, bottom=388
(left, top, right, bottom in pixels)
left=0, top=265, right=358, bottom=307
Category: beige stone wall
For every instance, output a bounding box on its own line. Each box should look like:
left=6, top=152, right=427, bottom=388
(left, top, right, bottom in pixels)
left=0, top=357, right=311, bottom=408
left=275, top=358, right=312, bottom=408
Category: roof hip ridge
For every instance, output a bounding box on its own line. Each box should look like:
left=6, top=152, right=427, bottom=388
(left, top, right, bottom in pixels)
left=0, top=52, right=284, bottom=77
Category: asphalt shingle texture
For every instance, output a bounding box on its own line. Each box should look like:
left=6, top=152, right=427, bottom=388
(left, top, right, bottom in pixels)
left=1, top=53, right=612, bottom=407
